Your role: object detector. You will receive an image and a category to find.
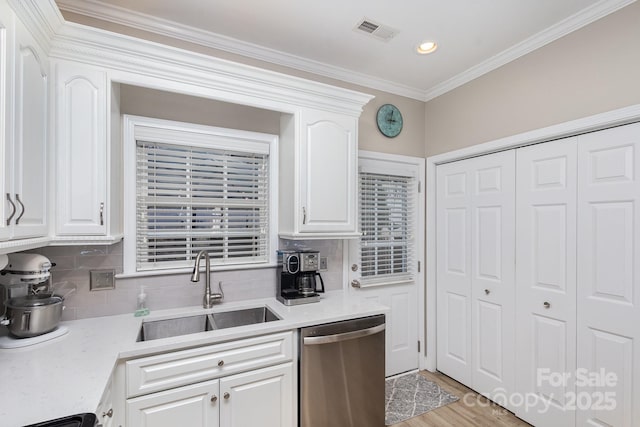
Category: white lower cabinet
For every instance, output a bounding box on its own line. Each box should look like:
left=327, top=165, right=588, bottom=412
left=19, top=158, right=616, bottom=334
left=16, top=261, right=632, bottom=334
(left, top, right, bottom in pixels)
left=127, top=379, right=220, bottom=427
left=219, top=363, right=293, bottom=427
left=124, top=332, right=295, bottom=427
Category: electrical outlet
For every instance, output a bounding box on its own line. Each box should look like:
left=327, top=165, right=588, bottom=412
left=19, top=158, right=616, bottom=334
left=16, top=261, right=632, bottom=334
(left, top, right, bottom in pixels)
left=90, top=269, right=115, bottom=291
left=319, top=257, right=328, bottom=271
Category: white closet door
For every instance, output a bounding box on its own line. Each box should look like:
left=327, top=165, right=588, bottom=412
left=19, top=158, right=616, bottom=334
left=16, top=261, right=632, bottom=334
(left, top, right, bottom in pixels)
left=437, top=150, right=515, bottom=398
left=577, top=123, right=640, bottom=427
left=515, top=137, right=577, bottom=426
left=469, top=150, right=515, bottom=403
left=437, top=158, right=473, bottom=386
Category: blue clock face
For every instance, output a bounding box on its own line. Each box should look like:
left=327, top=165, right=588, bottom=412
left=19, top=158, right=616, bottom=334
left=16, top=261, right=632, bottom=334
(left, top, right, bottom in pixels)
left=376, top=104, right=403, bottom=138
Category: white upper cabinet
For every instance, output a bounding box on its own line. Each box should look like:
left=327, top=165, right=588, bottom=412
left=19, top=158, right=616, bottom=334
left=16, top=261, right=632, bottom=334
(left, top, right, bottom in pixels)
left=51, top=59, right=122, bottom=244
left=54, top=60, right=107, bottom=236
left=0, top=2, right=14, bottom=242
left=0, top=3, right=49, bottom=244
left=279, top=108, right=359, bottom=239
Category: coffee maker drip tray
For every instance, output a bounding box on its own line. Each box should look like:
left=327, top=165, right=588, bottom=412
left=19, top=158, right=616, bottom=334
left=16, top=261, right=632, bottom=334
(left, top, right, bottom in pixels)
left=277, top=292, right=320, bottom=306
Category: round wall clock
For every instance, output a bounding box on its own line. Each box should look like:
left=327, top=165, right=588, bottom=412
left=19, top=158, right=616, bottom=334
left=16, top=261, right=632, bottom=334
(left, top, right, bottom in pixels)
left=376, top=104, right=403, bottom=138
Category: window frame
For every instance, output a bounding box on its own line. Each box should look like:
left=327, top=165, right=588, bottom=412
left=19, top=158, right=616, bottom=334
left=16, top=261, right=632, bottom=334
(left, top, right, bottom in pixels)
left=354, top=157, right=420, bottom=288
left=122, top=115, right=278, bottom=276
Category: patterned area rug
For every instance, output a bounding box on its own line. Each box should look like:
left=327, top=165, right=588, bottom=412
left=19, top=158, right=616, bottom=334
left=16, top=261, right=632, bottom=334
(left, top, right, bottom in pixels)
left=385, top=373, right=459, bottom=425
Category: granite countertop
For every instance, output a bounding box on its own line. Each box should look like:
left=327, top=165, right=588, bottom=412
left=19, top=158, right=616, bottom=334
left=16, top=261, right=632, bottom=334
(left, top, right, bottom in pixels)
left=0, top=290, right=387, bottom=426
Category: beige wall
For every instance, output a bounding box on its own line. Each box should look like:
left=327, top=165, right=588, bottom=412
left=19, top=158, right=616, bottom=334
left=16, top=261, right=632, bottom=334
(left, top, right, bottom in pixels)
left=119, top=84, right=281, bottom=134
left=63, top=11, right=425, bottom=158
left=424, top=1, right=640, bottom=157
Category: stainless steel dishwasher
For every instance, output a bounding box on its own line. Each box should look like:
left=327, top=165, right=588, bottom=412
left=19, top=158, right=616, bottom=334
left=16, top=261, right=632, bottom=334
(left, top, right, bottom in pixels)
left=300, top=314, right=385, bottom=427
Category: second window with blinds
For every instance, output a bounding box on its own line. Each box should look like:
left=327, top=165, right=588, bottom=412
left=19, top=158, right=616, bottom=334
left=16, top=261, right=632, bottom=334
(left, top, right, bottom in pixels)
left=122, top=116, right=278, bottom=275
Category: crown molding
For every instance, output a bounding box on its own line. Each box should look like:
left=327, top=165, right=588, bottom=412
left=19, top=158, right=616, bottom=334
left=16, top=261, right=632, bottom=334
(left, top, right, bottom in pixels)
left=423, top=0, right=635, bottom=101
left=8, top=0, right=65, bottom=52
left=55, top=0, right=426, bottom=101
left=55, top=0, right=635, bottom=102
left=49, top=21, right=374, bottom=117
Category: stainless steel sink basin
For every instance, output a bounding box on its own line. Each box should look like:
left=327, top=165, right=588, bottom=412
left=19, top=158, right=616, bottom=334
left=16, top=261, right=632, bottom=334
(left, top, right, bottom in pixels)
left=210, top=306, right=280, bottom=330
left=137, top=306, right=281, bottom=341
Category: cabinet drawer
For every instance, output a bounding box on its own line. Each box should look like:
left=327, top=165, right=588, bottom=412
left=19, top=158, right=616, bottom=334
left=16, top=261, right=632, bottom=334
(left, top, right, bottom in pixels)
left=126, top=331, right=293, bottom=398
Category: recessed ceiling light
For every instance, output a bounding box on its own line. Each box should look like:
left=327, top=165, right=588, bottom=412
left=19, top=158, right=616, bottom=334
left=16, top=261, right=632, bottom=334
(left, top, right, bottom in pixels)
left=417, top=41, right=437, bottom=54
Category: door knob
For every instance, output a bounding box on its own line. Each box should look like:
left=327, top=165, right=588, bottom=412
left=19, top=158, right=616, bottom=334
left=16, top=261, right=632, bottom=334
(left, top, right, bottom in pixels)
left=543, top=301, right=551, bottom=309
left=218, top=360, right=224, bottom=367
left=223, top=392, right=230, bottom=399
left=484, top=289, right=490, bottom=295
left=350, top=280, right=361, bottom=288
left=351, top=264, right=358, bottom=272
left=211, top=395, right=218, bottom=403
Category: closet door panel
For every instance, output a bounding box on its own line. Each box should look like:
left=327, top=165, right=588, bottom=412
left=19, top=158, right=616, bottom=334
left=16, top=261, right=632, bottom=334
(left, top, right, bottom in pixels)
left=577, top=122, right=640, bottom=427
left=515, top=137, right=577, bottom=427
left=470, top=150, right=515, bottom=404
left=436, top=150, right=515, bottom=401
left=437, top=161, right=472, bottom=385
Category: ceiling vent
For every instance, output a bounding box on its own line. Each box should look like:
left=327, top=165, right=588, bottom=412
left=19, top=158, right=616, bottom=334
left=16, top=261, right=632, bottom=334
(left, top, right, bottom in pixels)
left=354, top=18, right=398, bottom=42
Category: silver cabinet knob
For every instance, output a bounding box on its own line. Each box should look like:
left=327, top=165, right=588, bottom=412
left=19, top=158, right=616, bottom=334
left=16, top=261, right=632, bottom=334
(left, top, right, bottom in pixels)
left=102, top=409, right=113, bottom=418
left=218, top=360, right=224, bottom=367
left=350, top=280, right=361, bottom=288
left=543, top=301, right=551, bottom=309
left=223, top=392, right=230, bottom=399
left=351, top=264, right=358, bottom=272
left=211, top=395, right=218, bottom=403
left=484, top=289, right=490, bottom=295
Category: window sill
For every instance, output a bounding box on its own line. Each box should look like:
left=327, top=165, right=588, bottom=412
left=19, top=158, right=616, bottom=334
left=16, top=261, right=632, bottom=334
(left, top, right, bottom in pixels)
left=116, top=262, right=277, bottom=279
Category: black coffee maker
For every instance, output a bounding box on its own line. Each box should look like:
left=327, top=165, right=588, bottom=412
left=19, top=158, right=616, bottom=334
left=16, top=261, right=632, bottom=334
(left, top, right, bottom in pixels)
left=277, top=250, right=325, bottom=306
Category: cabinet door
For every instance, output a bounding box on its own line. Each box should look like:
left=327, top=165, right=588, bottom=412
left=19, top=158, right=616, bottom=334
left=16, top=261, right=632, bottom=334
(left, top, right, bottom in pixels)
left=0, top=2, right=14, bottom=242
left=11, top=20, right=47, bottom=239
left=298, top=109, right=357, bottom=233
left=55, top=61, right=107, bottom=235
left=127, top=379, right=220, bottom=427
left=436, top=151, right=515, bottom=403
left=219, top=363, right=294, bottom=427
left=515, top=138, right=577, bottom=426
left=577, top=123, right=640, bottom=427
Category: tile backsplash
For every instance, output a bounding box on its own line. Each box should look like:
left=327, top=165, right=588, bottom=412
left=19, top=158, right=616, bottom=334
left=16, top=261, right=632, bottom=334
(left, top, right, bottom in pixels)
left=24, top=239, right=345, bottom=320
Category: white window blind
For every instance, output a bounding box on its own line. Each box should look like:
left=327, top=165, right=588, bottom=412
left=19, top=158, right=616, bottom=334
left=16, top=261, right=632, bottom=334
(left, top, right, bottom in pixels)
left=136, top=140, right=269, bottom=271
left=359, top=171, right=416, bottom=286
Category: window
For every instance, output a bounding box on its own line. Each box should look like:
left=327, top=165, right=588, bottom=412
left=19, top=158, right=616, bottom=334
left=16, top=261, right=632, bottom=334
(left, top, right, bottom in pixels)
left=123, top=116, right=278, bottom=274
left=359, top=169, right=416, bottom=286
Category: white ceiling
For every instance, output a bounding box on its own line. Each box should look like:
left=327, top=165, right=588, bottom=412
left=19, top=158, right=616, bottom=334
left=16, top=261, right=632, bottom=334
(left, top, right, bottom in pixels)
left=55, top=0, right=633, bottom=101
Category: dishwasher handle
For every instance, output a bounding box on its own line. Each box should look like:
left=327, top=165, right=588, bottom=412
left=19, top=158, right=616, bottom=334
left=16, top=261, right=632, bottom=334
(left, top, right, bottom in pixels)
left=303, top=323, right=385, bottom=345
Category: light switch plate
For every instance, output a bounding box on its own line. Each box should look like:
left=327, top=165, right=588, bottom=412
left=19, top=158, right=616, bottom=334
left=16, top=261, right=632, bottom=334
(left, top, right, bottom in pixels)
left=90, top=269, right=115, bottom=291
left=319, top=257, right=328, bottom=271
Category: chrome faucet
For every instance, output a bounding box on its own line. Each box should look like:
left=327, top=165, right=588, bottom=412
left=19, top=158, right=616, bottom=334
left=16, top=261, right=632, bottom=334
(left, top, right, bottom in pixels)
left=191, top=251, right=223, bottom=308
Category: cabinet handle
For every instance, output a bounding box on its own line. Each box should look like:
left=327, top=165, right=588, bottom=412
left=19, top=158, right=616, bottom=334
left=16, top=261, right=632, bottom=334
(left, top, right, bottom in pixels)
left=211, top=395, right=218, bottom=403
left=484, top=289, right=490, bottom=295
left=223, top=392, right=230, bottom=400
left=218, top=360, right=224, bottom=367
left=302, top=207, right=307, bottom=225
left=350, top=279, right=361, bottom=288
left=543, top=301, right=551, bottom=309
left=102, top=409, right=113, bottom=418
left=6, top=193, right=16, bottom=226
left=100, top=202, right=104, bottom=226
left=15, top=194, right=25, bottom=225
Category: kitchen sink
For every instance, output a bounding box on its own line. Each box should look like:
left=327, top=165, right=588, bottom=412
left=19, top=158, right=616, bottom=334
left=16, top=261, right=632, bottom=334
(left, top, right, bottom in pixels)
left=137, top=306, right=281, bottom=341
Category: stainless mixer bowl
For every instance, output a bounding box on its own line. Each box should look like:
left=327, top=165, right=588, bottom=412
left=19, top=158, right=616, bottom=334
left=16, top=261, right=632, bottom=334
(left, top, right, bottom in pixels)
left=4, top=294, right=64, bottom=338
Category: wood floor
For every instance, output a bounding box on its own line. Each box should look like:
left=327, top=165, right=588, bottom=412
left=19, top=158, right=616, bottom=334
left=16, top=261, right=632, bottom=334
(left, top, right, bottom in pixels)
left=391, top=371, right=532, bottom=427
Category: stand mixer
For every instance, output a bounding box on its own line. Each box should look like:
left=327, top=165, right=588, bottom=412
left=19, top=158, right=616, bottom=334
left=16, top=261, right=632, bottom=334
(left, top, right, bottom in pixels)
left=0, top=253, right=68, bottom=347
